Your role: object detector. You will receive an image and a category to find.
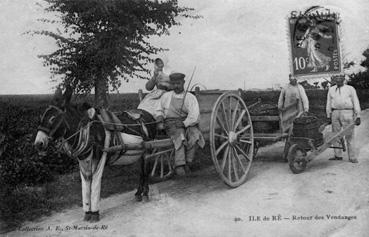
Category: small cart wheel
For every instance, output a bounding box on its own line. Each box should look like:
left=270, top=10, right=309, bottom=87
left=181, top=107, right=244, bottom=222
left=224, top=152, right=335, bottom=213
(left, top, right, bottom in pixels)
left=283, top=143, right=290, bottom=163
left=147, top=147, right=175, bottom=183
left=288, top=144, right=307, bottom=174
left=210, top=92, right=254, bottom=188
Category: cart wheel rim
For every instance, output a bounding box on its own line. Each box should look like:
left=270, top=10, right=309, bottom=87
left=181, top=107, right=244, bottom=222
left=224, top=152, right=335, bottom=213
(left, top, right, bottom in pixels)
left=209, top=92, right=254, bottom=187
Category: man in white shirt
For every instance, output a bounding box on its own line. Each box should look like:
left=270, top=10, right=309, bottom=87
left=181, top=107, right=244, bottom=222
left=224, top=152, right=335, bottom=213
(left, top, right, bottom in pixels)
left=156, top=73, right=205, bottom=176
left=326, top=74, right=361, bottom=163
left=278, top=74, right=309, bottom=114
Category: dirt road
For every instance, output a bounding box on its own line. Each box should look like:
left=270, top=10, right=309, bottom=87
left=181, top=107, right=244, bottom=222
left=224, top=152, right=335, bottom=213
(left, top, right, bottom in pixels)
left=7, top=111, right=369, bottom=237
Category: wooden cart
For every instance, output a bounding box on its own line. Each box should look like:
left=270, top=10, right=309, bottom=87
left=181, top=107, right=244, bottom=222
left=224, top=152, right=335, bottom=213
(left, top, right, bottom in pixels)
left=118, top=89, right=302, bottom=188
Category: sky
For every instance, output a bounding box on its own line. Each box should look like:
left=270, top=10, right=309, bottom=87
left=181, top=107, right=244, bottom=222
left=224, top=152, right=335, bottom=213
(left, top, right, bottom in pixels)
left=0, top=0, right=369, bottom=94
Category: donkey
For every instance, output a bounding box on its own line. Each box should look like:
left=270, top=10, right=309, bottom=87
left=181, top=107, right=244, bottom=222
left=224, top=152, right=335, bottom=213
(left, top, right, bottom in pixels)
left=34, top=87, right=157, bottom=222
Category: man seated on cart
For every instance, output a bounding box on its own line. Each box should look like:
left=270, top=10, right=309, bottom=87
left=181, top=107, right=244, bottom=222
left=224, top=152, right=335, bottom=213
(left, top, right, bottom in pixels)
left=155, top=72, right=205, bottom=176
left=326, top=74, right=361, bottom=163
left=278, top=74, right=309, bottom=114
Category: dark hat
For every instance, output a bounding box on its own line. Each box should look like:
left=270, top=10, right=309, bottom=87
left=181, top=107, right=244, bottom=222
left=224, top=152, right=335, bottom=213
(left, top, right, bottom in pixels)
left=332, top=74, right=345, bottom=81
left=169, top=72, right=185, bottom=82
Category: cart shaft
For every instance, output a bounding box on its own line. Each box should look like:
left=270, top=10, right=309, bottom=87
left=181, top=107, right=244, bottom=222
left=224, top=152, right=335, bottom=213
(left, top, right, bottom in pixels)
left=306, top=123, right=355, bottom=161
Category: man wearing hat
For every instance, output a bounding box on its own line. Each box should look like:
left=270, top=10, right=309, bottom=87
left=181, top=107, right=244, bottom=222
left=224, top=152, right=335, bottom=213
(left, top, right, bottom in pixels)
left=155, top=72, right=205, bottom=176
left=326, top=74, right=361, bottom=163
left=278, top=74, right=309, bottom=114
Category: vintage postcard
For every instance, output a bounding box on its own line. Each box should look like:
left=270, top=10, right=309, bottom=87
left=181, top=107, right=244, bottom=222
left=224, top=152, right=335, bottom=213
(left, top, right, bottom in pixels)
left=1, top=1, right=369, bottom=237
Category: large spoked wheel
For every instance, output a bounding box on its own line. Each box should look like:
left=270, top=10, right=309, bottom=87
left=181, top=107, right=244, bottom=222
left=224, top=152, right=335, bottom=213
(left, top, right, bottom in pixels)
left=210, top=92, right=254, bottom=188
left=147, top=147, right=175, bottom=183
left=288, top=144, right=307, bottom=174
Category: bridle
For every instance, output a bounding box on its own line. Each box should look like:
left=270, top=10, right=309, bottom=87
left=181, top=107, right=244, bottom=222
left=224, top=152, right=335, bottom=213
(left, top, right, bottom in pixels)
left=38, top=105, right=71, bottom=139
left=37, top=105, right=92, bottom=159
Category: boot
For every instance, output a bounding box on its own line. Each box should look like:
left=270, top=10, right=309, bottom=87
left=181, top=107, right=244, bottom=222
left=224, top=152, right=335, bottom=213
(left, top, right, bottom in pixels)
left=349, top=158, right=358, bottom=163
left=83, top=211, right=92, bottom=221
left=175, top=166, right=186, bottom=176
left=328, top=156, right=342, bottom=161
left=89, top=211, right=100, bottom=222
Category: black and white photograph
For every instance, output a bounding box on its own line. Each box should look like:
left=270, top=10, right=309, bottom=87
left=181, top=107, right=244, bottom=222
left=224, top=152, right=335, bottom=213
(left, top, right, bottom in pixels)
left=1, top=0, right=369, bottom=236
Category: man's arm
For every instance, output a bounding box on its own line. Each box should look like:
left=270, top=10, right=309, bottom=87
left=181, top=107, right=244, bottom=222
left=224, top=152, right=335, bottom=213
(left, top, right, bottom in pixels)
left=299, top=86, right=309, bottom=112
left=326, top=88, right=332, bottom=118
left=351, top=87, right=361, bottom=118
left=277, top=88, right=285, bottom=111
left=183, top=94, right=200, bottom=127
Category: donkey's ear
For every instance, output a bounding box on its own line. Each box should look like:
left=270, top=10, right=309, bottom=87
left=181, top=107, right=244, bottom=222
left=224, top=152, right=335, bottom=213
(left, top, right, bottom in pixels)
left=87, top=108, right=96, bottom=119
left=63, top=85, right=73, bottom=105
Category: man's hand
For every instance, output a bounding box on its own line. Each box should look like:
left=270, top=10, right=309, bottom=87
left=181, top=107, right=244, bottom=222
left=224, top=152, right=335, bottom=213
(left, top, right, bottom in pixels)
left=157, top=122, right=164, bottom=130
left=156, top=116, right=164, bottom=130
left=301, top=111, right=309, bottom=117
left=175, top=120, right=185, bottom=128
left=355, top=117, right=361, bottom=126
left=327, top=117, right=332, bottom=125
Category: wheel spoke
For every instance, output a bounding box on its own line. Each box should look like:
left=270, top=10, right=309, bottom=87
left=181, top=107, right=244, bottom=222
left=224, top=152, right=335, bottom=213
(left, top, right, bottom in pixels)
left=227, top=147, right=232, bottom=182
left=216, top=115, right=229, bottom=136
left=231, top=101, right=240, bottom=129
left=239, top=138, right=252, bottom=145
left=236, top=124, right=251, bottom=136
left=228, top=97, right=233, bottom=130
left=234, top=110, right=246, bottom=130
left=151, top=157, right=158, bottom=176
left=216, top=140, right=228, bottom=156
left=167, top=153, right=172, bottom=173
left=221, top=145, right=230, bottom=171
left=214, top=133, right=228, bottom=140
left=232, top=146, right=246, bottom=173
left=150, top=149, right=158, bottom=176
left=235, top=144, right=251, bottom=161
left=231, top=147, right=239, bottom=181
left=220, top=102, right=230, bottom=131
left=160, top=155, right=164, bottom=178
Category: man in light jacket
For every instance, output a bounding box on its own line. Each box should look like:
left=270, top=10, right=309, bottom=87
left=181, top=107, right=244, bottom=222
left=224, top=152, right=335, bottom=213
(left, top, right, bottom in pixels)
left=326, top=74, right=361, bottom=163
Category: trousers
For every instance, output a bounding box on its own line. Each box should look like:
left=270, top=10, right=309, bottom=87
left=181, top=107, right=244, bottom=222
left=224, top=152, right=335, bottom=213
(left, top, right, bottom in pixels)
left=331, top=110, right=356, bottom=159
left=165, top=120, right=204, bottom=167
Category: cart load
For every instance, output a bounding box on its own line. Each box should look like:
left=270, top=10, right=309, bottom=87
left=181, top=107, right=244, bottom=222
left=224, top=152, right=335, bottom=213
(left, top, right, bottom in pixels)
left=249, top=104, right=279, bottom=133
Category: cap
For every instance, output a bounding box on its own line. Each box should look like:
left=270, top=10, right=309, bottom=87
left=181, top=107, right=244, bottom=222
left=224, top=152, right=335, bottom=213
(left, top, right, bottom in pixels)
left=169, top=72, right=185, bottom=82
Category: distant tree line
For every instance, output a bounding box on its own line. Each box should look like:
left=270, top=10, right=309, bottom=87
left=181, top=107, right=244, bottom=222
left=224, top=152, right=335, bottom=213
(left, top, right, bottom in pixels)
left=347, top=48, right=369, bottom=89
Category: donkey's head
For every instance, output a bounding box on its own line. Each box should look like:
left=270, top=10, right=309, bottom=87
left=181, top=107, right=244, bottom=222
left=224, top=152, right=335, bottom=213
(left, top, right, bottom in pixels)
left=34, top=86, right=73, bottom=153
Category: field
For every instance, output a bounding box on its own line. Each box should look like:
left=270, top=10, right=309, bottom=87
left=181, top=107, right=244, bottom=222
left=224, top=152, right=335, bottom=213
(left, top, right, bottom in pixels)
left=1, top=89, right=368, bottom=233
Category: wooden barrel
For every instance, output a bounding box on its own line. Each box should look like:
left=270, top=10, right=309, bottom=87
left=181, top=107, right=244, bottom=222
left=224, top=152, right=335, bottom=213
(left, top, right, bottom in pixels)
left=293, top=115, right=323, bottom=147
